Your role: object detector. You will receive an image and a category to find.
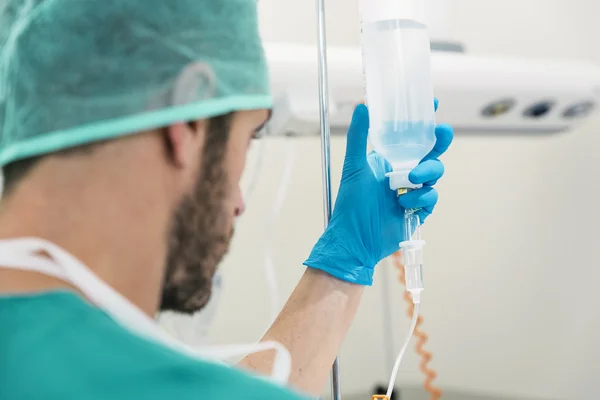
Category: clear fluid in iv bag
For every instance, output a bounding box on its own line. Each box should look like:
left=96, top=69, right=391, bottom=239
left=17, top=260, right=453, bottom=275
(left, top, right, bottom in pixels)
left=362, top=19, right=436, bottom=172
left=371, top=120, right=436, bottom=171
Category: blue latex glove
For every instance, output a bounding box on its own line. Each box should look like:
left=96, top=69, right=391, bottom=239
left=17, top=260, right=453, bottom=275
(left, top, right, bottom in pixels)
left=304, top=102, right=454, bottom=286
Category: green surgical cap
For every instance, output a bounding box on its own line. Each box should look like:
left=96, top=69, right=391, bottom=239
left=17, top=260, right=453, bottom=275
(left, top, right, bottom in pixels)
left=0, top=0, right=271, bottom=166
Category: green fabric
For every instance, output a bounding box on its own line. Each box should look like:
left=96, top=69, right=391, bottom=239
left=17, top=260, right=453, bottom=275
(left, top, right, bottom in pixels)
left=0, top=291, right=311, bottom=400
left=0, top=0, right=272, bottom=166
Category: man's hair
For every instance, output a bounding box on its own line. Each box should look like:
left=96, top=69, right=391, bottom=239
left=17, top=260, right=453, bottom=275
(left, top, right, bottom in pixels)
left=1, top=114, right=233, bottom=196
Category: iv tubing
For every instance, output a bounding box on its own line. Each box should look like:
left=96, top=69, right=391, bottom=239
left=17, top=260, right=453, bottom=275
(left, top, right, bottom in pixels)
left=392, top=251, right=442, bottom=400
left=378, top=208, right=428, bottom=399
left=386, top=303, right=420, bottom=398
left=315, top=0, right=340, bottom=398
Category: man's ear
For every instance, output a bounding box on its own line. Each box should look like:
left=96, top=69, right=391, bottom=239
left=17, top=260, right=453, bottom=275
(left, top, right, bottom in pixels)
left=164, top=120, right=206, bottom=168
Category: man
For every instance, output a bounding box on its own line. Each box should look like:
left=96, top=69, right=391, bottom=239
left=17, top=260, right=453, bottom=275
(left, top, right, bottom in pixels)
left=0, top=1, right=453, bottom=399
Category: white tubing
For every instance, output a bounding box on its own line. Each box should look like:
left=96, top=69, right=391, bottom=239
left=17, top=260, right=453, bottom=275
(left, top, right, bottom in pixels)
left=387, top=303, right=420, bottom=398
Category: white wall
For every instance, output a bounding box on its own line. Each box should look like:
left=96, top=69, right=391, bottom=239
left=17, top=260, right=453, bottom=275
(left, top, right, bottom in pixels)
left=209, top=1, right=600, bottom=399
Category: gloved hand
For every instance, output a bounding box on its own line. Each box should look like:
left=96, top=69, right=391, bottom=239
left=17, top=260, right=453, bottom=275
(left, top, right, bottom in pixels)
left=304, top=102, right=453, bottom=286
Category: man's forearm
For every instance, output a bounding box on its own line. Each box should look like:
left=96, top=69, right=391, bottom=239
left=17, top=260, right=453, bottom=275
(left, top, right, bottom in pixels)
left=238, top=268, right=364, bottom=396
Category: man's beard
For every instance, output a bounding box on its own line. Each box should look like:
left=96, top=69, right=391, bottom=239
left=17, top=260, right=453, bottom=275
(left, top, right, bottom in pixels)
left=159, top=149, right=233, bottom=314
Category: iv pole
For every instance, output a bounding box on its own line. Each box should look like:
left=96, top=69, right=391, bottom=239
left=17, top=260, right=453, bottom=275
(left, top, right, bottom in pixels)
left=315, top=0, right=340, bottom=399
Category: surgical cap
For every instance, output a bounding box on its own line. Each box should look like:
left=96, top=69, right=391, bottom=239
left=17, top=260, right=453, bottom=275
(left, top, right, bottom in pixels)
left=0, top=0, right=270, bottom=166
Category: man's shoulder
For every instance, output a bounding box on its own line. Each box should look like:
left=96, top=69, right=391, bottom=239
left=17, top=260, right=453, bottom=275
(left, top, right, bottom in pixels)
left=0, top=291, right=310, bottom=400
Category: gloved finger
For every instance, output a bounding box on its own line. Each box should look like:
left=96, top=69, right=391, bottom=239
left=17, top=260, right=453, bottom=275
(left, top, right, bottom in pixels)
left=422, top=124, right=454, bottom=162
left=434, top=98, right=439, bottom=112
left=398, top=186, right=438, bottom=210
left=409, top=159, right=444, bottom=186
left=344, top=104, right=370, bottom=163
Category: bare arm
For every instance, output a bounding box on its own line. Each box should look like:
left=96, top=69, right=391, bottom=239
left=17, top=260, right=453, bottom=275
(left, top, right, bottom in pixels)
left=238, top=268, right=364, bottom=396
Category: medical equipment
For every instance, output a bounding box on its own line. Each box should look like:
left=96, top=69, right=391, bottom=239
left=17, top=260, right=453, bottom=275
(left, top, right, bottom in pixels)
left=263, top=46, right=600, bottom=137
left=380, top=211, right=425, bottom=399
left=357, top=0, right=434, bottom=394
left=0, top=237, right=292, bottom=386
left=314, top=0, right=340, bottom=397
left=359, top=0, right=436, bottom=192
left=392, top=251, right=441, bottom=400
left=372, top=214, right=432, bottom=400
left=0, top=0, right=271, bottom=167
left=313, top=0, right=450, bottom=396
left=375, top=255, right=440, bottom=400
left=304, top=104, right=447, bottom=286
left=359, top=1, right=435, bottom=398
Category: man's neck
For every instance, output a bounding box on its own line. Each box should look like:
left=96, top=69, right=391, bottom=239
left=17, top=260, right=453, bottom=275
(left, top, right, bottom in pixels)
left=0, top=160, right=173, bottom=316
